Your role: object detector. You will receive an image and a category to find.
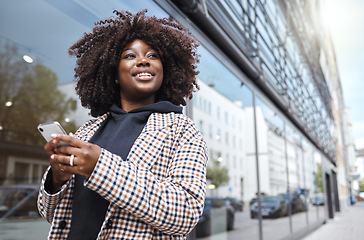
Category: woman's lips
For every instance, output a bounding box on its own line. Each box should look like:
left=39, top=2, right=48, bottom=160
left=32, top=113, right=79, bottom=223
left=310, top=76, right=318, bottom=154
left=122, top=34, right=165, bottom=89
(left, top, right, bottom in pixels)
left=135, top=72, right=154, bottom=81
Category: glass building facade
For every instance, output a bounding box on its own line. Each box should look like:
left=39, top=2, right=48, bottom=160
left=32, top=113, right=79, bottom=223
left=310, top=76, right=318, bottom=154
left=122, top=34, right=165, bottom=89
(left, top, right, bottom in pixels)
left=0, top=1, right=349, bottom=239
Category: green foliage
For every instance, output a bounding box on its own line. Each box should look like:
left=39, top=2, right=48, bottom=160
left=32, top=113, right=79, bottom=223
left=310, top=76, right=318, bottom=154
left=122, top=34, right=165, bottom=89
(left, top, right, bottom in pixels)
left=359, top=179, right=364, bottom=193
left=255, top=192, right=267, bottom=196
left=0, top=42, right=77, bottom=145
left=206, top=157, right=229, bottom=189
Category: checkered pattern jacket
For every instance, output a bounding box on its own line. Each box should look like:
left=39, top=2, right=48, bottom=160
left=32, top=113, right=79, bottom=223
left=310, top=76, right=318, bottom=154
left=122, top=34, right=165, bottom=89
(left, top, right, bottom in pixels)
left=38, top=112, right=208, bottom=239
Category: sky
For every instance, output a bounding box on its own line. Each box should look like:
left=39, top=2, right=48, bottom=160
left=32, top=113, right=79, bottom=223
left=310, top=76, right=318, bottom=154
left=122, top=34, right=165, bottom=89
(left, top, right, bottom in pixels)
left=324, top=0, right=364, bottom=150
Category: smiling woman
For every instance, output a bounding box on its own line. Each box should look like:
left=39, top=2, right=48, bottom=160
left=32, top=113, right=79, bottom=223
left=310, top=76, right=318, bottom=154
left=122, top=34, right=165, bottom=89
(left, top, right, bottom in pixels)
left=37, top=9, right=208, bottom=240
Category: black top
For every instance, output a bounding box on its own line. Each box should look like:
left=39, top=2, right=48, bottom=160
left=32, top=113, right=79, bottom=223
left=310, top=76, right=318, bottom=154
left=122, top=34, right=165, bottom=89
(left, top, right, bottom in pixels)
left=67, top=101, right=182, bottom=240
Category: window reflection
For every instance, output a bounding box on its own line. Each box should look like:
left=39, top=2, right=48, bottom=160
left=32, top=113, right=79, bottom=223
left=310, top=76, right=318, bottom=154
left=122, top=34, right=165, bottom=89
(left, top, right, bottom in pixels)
left=0, top=41, right=78, bottom=145
left=254, top=97, right=290, bottom=240
left=303, top=140, right=323, bottom=225
left=315, top=152, right=326, bottom=220
left=1, top=1, right=331, bottom=239
left=286, top=125, right=309, bottom=234
left=0, top=1, right=168, bottom=239
left=193, top=45, right=258, bottom=239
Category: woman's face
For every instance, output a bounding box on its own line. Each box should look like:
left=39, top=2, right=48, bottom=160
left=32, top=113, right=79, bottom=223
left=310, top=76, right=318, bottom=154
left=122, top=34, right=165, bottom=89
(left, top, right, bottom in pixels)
left=118, top=39, right=163, bottom=107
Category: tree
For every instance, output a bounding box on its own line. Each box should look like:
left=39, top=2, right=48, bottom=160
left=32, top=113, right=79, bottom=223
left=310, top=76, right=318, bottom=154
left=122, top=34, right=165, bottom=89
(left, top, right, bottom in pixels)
left=206, top=153, right=229, bottom=189
left=359, top=179, right=364, bottom=193
left=0, top=42, right=77, bottom=145
left=316, top=162, right=324, bottom=193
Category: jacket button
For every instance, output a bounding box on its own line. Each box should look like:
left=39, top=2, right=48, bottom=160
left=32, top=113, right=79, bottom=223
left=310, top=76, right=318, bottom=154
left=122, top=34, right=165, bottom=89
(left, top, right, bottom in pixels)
left=59, top=220, right=67, bottom=229
left=106, top=219, right=112, bottom=229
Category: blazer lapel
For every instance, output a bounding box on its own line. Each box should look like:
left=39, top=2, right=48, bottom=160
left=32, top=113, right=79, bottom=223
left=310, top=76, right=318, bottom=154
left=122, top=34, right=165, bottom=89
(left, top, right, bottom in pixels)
left=76, top=114, right=109, bottom=142
left=127, top=112, right=175, bottom=170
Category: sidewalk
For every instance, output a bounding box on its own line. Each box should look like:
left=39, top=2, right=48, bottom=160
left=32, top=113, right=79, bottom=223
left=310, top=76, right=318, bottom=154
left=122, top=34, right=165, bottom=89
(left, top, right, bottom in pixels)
left=301, top=201, right=364, bottom=240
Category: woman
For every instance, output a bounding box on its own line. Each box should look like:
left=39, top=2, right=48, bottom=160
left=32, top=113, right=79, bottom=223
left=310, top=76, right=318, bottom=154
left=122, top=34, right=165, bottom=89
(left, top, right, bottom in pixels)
left=37, top=10, right=208, bottom=240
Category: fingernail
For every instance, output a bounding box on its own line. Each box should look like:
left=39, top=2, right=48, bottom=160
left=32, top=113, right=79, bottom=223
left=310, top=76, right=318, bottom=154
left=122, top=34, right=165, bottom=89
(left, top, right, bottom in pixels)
left=52, top=140, right=57, bottom=144
left=50, top=154, right=55, bottom=159
left=69, top=132, right=74, bottom=136
left=51, top=134, right=58, bottom=138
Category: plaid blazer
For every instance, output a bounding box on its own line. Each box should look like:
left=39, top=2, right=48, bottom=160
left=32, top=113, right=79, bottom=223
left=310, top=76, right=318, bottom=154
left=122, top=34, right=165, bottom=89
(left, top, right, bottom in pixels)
left=38, top=112, right=208, bottom=239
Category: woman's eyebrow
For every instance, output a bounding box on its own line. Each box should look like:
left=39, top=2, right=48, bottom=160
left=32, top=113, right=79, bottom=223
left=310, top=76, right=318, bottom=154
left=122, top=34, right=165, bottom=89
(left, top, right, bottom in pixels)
left=122, top=47, right=156, bottom=53
left=122, top=48, right=134, bottom=53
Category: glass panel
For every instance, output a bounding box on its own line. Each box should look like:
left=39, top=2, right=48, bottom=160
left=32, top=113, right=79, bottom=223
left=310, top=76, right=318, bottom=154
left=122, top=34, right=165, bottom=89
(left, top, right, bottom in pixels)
left=286, top=126, right=308, bottom=234
left=304, top=140, right=320, bottom=225
left=193, top=45, right=258, bottom=239
left=255, top=97, right=290, bottom=240
left=0, top=1, right=168, bottom=239
left=316, top=152, right=326, bottom=220
left=14, top=163, right=30, bottom=185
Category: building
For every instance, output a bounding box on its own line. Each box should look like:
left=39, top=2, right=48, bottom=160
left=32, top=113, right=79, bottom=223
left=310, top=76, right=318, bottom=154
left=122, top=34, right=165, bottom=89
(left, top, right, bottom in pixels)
left=0, top=1, right=353, bottom=239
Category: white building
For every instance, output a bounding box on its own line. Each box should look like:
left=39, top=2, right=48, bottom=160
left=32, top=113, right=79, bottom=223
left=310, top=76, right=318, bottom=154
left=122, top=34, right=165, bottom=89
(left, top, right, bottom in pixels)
left=193, top=80, right=246, bottom=201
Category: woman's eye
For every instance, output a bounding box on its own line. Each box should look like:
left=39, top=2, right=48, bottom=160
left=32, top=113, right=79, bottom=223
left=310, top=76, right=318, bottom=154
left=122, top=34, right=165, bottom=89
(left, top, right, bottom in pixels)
left=148, top=53, right=159, bottom=59
left=123, top=54, right=135, bottom=59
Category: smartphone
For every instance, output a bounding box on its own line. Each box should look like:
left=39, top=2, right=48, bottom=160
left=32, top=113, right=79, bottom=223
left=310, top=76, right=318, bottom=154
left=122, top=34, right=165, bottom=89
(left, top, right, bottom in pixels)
left=37, top=121, right=69, bottom=146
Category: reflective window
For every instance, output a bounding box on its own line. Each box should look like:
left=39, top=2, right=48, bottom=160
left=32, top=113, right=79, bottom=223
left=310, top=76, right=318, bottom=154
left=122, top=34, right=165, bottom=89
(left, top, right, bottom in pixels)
left=316, top=153, right=326, bottom=220
left=193, top=45, right=258, bottom=239
left=255, top=97, right=290, bottom=240
left=286, top=126, right=309, bottom=234
left=220, top=0, right=335, bottom=161
left=1, top=1, right=330, bottom=239
left=0, top=1, right=168, bottom=238
left=303, top=140, right=322, bottom=225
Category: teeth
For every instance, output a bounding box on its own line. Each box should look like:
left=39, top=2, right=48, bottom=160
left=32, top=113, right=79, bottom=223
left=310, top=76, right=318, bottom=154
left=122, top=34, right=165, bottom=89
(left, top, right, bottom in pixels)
left=137, top=72, right=152, bottom=77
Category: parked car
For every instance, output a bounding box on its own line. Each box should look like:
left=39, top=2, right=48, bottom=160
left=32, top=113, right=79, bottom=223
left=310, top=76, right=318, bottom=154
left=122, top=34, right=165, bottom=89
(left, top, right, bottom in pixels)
left=195, top=197, right=235, bottom=238
left=311, top=195, right=325, bottom=206
left=250, top=195, right=287, bottom=219
left=0, top=184, right=40, bottom=221
left=278, top=192, right=306, bottom=214
left=224, top=197, right=244, bottom=212
left=249, top=197, right=258, bottom=206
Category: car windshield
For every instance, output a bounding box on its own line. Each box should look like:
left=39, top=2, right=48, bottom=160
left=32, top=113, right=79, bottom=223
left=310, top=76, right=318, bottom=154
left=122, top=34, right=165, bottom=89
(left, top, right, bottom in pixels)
left=262, top=196, right=279, bottom=203
left=279, top=193, right=294, bottom=200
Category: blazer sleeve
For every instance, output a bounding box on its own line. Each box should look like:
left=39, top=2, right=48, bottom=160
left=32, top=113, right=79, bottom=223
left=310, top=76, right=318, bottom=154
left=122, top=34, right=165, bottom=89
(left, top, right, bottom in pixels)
left=84, top=116, right=208, bottom=235
left=37, top=118, right=97, bottom=224
left=37, top=167, right=71, bottom=223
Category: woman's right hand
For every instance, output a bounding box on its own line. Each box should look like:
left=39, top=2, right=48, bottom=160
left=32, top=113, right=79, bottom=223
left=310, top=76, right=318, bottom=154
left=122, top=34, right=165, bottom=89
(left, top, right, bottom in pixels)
left=44, top=138, right=73, bottom=191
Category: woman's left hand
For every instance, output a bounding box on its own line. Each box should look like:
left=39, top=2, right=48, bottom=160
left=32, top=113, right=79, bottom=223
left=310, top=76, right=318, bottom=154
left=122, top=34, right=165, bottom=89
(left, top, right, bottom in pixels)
left=51, top=134, right=102, bottom=179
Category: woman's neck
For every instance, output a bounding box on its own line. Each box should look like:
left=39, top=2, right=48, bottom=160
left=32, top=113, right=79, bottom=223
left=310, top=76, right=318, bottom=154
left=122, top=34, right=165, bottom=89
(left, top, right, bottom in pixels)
left=120, top=97, right=155, bottom=112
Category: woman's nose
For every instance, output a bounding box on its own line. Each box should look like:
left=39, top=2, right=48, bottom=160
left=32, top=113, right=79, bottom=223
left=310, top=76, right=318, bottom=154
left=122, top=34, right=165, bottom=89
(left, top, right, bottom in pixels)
left=137, top=57, right=149, bottom=66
